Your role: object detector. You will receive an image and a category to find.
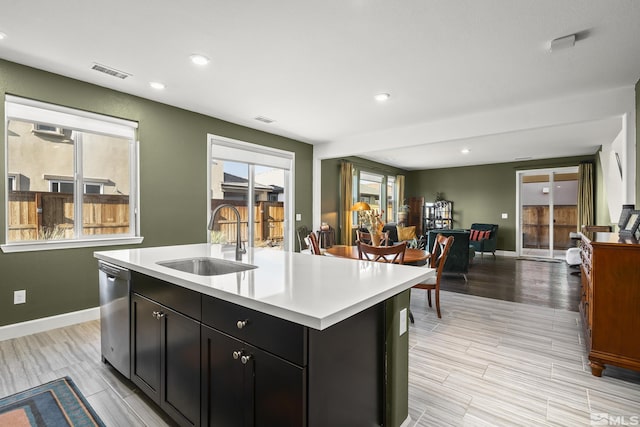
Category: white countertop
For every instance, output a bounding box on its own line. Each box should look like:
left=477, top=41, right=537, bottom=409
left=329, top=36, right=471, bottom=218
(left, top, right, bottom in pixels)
left=94, top=243, right=434, bottom=330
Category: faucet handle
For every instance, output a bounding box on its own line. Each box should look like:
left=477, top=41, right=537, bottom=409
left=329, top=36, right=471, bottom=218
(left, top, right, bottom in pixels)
left=240, top=241, right=247, bottom=254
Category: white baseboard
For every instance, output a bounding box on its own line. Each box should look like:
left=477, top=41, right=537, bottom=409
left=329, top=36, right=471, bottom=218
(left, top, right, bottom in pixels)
left=400, top=415, right=412, bottom=427
left=496, top=250, right=517, bottom=257
left=0, top=307, right=100, bottom=342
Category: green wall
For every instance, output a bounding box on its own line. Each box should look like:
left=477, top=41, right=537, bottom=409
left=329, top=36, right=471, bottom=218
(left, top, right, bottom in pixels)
left=0, top=59, right=313, bottom=326
left=321, top=156, right=407, bottom=243
left=405, top=155, right=597, bottom=252
left=637, top=78, right=640, bottom=205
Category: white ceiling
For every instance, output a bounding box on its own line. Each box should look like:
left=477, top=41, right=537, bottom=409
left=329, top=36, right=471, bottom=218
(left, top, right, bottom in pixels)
left=1, top=0, right=639, bottom=170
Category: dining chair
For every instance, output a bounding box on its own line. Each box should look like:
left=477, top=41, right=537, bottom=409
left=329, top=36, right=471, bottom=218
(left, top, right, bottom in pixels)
left=357, top=240, right=406, bottom=264
left=307, top=232, right=322, bottom=255
left=411, top=234, right=454, bottom=320
left=296, top=225, right=310, bottom=252
left=356, top=229, right=390, bottom=246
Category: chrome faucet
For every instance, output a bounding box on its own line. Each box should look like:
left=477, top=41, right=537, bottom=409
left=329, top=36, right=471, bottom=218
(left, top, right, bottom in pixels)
left=208, top=204, right=246, bottom=261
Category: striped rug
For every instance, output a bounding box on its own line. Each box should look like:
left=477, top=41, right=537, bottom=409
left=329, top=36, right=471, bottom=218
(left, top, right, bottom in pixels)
left=0, top=377, right=105, bottom=427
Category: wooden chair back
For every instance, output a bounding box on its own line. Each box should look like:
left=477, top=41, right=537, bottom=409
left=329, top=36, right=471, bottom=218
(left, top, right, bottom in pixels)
left=581, top=225, right=612, bottom=233
left=357, top=241, right=406, bottom=264
left=430, top=234, right=454, bottom=283
left=307, top=232, right=322, bottom=255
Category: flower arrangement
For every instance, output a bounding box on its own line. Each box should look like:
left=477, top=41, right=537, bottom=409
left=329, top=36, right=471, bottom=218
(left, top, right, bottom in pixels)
left=363, top=209, right=384, bottom=233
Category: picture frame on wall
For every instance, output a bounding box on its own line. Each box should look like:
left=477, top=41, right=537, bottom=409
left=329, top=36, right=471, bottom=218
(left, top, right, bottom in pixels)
left=619, top=210, right=640, bottom=238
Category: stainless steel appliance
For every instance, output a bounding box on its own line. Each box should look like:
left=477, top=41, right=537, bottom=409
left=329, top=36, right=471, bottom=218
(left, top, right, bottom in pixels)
left=99, top=260, right=131, bottom=378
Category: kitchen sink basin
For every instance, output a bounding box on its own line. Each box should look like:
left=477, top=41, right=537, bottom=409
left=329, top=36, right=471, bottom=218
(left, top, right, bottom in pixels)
left=157, top=257, right=257, bottom=276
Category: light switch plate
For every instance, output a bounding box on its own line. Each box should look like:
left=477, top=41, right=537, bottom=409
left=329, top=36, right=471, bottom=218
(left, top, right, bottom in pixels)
left=14, top=290, right=26, bottom=304
left=501, top=213, right=508, bottom=219
left=399, top=308, right=407, bottom=336
left=295, top=213, right=302, bottom=221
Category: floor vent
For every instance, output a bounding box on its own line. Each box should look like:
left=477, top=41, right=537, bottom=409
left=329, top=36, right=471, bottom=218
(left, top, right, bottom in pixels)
left=91, top=63, right=131, bottom=79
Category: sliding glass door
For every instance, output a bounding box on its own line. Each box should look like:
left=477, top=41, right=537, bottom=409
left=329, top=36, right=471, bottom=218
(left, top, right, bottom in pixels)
left=517, top=167, right=578, bottom=259
left=208, top=136, right=294, bottom=251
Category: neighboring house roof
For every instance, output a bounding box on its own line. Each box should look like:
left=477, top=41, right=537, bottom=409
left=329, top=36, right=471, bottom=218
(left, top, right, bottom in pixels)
left=222, top=173, right=280, bottom=192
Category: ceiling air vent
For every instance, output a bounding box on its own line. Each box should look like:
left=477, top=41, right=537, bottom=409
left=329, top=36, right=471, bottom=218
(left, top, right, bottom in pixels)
left=91, top=63, right=131, bottom=79
left=254, top=116, right=275, bottom=124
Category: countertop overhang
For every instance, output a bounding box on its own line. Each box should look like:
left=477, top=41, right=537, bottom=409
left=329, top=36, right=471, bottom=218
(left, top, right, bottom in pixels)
left=94, top=243, right=434, bottom=330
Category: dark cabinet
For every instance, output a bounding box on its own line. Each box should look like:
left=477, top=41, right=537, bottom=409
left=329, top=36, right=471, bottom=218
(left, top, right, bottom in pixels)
left=201, top=325, right=305, bottom=427
left=126, top=271, right=385, bottom=427
left=131, top=293, right=201, bottom=427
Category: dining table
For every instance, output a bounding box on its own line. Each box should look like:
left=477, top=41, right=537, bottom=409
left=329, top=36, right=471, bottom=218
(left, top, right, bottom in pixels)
left=325, top=244, right=430, bottom=265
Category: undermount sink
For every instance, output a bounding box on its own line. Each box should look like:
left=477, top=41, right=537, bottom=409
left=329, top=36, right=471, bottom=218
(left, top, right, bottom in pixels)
left=157, top=257, right=257, bottom=276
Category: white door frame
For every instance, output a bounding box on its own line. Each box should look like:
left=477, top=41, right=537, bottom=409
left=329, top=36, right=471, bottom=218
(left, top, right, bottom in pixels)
left=515, top=166, right=578, bottom=258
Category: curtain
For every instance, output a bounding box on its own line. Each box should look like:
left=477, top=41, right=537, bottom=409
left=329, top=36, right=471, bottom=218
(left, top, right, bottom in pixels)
left=577, top=162, right=594, bottom=231
left=340, top=161, right=354, bottom=245
left=396, top=174, right=405, bottom=223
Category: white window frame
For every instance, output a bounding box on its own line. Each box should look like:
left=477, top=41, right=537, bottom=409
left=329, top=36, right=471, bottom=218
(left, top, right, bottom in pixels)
left=2, top=95, right=143, bottom=253
left=207, top=134, right=295, bottom=251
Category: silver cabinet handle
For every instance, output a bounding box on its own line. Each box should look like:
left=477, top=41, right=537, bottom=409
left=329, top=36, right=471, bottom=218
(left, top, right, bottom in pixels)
left=236, top=319, right=249, bottom=329
left=152, top=311, right=165, bottom=320
left=232, top=350, right=242, bottom=360
left=241, top=355, right=252, bottom=365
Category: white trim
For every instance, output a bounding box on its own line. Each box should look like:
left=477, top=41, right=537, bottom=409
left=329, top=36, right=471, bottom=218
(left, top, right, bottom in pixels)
left=495, top=250, right=517, bottom=257
left=207, top=134, right=295, bottom=251
left=399, top=415, right=412, bottom=427
left=515, top=166, right=578, bottom=258
left=1, top=236, right=144, bottom=253
left=6, top=95, right=137, bottom=138
left=0, top=307, right=99, bottom=342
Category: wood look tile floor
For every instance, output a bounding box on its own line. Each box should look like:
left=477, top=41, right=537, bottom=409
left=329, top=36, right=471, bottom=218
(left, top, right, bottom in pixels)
left=1, top=257, right=638, bottom=426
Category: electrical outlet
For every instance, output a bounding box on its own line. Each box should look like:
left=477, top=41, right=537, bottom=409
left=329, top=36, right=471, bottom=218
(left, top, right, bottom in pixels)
left=295, top=213, right=302, bottom=221
left=399, top=308, right=407, bottom=336
left=501, top=213, right=508, bottom=219
left=14, top=290, right=26, bottom=304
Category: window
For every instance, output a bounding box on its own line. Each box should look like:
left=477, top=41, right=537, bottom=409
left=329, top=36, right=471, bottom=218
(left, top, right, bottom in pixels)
left=352, top=170, right=397, bottom=226
left=3, top=96, right=141, bottom=252
left=49, top=179, right=103, bottom=194
left=208, top=135, right=294, bottom=251
left=387, top=176, right=396, bottom=223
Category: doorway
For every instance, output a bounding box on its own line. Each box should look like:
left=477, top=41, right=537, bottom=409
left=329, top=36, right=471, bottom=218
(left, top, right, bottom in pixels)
left=516, top=166, right=579, bottom=259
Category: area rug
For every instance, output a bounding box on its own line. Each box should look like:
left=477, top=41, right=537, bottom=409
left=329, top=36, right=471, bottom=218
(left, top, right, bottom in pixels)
left=0, top=376, right=105, bottom=427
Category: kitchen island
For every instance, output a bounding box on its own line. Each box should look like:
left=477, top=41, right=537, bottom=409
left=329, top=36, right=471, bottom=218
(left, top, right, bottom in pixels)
left=95, top=243, right=433, bottom=427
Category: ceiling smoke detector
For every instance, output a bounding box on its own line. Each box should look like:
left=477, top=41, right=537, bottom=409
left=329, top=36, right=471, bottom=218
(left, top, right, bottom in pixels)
left=254, top=116, right=275, bottom=124
left=91, top=63, right=131, bottom=79
left=548, top=34, right=576, bottom=52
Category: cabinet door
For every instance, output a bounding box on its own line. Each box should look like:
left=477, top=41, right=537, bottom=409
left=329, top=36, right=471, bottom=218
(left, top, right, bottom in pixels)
left=163, top=305, right=201, bottom=427
left=131, top=293, right=161, bottom=402
left=131, top=293, right=201, bottom=427
left=201, top=326, right=305, bottom=427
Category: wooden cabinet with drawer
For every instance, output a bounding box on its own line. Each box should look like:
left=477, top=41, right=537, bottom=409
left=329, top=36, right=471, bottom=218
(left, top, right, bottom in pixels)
left=579, top=232, right=640, bottom=376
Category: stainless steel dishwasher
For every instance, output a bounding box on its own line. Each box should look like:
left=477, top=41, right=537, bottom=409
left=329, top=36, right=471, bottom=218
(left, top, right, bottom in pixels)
left=99, top=260, right=131, bottom=379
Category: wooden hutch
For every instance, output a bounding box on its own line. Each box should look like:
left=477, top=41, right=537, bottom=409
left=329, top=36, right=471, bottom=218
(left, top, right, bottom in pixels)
left=579, top=231, right=640, bottom=376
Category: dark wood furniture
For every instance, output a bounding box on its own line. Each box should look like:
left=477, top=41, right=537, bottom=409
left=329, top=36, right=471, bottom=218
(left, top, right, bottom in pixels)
left=412, top=234, right=454, bottom=319
left=407, top=196, right=424, bottom=235
left=357, top=241, right=407, bottom=264
left=579, top=231, right=640, bottom=377
left=131, top=271, right=385, bottom=426
left=325, top=245, right=429, bottom=265
left=308, top=231, right=321, bottom=255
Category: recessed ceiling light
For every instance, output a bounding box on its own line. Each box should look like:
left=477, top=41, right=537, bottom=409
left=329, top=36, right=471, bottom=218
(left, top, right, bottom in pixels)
left=190, top=54, right=210, bottom=66
left=149, top=81, right=165, bottom=90
left=461, top=148, right=470, bottom=154
left=374, top=93, right=390, bottom=102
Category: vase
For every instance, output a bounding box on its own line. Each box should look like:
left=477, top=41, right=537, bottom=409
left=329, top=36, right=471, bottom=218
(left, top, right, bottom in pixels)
left=370, top=230, right=382, bottom=246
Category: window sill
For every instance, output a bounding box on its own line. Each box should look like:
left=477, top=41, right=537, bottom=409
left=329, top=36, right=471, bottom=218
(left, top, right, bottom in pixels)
left=1, top=236, right=144, bottom=253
